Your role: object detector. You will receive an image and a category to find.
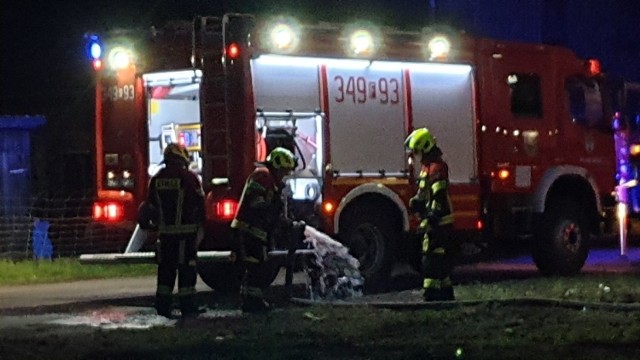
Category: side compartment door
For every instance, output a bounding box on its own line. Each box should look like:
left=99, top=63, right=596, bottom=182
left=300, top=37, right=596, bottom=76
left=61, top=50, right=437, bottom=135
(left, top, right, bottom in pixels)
left=409, top=63, right=479, bottom=230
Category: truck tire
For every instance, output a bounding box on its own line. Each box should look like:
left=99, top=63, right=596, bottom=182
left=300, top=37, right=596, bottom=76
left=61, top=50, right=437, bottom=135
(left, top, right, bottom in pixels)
left=532, top=200, right=591, bottom=276
left=197, top=259, right=281, bottom=294
left=197, top=262, right=242, bottom=294
left=340, top=212, right=396, bottom=293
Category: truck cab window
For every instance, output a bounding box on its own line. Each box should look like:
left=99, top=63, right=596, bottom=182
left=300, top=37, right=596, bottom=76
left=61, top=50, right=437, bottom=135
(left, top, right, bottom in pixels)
left=508, top=73, right=542, bottom=118
left=565, top=78, right=603, bottom=127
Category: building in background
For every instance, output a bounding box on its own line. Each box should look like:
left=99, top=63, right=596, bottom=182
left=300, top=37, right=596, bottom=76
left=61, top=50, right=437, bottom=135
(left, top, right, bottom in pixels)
left=0, top=115, right=46, bottom=257
left=0, top=115, right=46, bottom=215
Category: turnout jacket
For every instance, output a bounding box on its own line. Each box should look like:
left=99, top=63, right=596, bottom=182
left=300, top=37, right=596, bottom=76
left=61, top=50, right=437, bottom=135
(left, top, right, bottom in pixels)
left=231, top=166, right=283, bottom=241
left=147, top=165, right=205, bottom=236
left=412, top=158, right=454, bottom=228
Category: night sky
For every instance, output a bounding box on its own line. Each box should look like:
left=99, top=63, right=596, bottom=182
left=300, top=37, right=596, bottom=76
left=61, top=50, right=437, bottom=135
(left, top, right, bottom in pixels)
left=1, top=0, right=433, bottom=194
left=1, top=0, right=434, bottom=115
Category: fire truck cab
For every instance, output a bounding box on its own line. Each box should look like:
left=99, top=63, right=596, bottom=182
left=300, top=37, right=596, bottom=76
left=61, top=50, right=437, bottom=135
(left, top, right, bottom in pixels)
left=84, top=13, right=631, bottom=292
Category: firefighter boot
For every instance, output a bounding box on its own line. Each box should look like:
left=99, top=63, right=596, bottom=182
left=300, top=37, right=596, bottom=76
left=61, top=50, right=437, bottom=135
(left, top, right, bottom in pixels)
left=440, top=286, right=455, bottom=301
left=155, top=295, right=173, bottom=318
left=241, top=295, right=271, bottom=313
left=423, top=287, right=443, bottom=302
left=179, top=295, right=200, bottom=319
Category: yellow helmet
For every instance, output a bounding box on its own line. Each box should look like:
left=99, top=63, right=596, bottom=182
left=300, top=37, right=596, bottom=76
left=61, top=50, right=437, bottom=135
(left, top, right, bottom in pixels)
left=163, top=143, right=190, bottom=165
left=266, top=147, right=297, bottom=170
left=404, top=128, right=436, bottom=154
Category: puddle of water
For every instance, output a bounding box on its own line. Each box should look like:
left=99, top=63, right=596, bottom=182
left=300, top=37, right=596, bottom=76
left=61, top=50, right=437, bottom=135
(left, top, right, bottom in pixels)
left=49, top=307, right=176, bottom=329
left=49, top=307, right=243, bottom=329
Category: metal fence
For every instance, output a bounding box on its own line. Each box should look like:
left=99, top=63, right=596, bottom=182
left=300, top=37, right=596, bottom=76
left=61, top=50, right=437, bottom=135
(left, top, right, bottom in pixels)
left=0, top=195, right=130, bottom=260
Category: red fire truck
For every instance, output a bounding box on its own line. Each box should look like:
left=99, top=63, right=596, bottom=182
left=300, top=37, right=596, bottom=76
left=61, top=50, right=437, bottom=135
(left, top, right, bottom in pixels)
left=83, top=13, right=635, bottom=291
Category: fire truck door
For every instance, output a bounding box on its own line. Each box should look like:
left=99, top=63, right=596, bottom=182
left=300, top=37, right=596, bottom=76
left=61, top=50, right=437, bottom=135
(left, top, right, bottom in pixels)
left=484, top=48, right=558, bottom=186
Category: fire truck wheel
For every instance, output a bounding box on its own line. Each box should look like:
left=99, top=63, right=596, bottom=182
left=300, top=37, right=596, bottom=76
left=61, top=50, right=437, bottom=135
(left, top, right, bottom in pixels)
left=197, top=262, right=242, bottom=294
left=532, top=200, right=591, bottom=276
left=341, top=215, right=396, bottom=293
left=197, top=259, right=281, bottom=294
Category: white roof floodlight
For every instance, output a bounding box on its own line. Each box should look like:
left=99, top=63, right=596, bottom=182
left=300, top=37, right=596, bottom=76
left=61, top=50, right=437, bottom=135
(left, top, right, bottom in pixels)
left=350, top=29, right=374, bottom=56
left=108, top=46, right=133, bottom=70
left=342, top=23, right=380, bottom=58
left=428, top=35, right=451, bottom=60
left=271, top=23, right=295, bottom=50
left=264, top=17, right=301, bottom=53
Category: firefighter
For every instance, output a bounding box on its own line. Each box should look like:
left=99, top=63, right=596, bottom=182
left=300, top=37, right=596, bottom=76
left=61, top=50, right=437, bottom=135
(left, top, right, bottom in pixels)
left=231, top=147, right=297, bottom=313
left=405, top=128, right=456, bottom=301
left=145, top=143, right=205, bottom=318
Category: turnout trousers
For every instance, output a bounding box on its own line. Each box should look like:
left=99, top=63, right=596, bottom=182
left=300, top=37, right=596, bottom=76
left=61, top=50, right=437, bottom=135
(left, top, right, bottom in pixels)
left=422, top=224, right=456, bottom=301
left=155, top=234, right=198, bottom=317
left=235, top=229, right=272, bottom=311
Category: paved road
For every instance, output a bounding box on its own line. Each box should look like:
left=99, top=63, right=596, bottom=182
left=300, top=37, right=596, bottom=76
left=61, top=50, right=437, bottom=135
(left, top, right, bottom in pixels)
left=1, top=246, right=639, bottom=310
left=0, top=269, right=307, bottom=310
left=1, top=276, right=167, bottom=310
left=454, top=245, right=640, bottom=282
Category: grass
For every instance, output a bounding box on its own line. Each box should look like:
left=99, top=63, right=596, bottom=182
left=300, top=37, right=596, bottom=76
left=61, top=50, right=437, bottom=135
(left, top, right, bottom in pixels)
left=2, top=303, right=640, bottom=359
left=2, top=260, right=640, bottom=359
left=456, top=275, right=640, bottom=303
left=0, top=259, right=156, bottom=286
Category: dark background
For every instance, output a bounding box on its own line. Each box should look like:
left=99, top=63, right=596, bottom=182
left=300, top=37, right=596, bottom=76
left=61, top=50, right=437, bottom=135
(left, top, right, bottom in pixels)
left=1, top=0, right=639, bottom=197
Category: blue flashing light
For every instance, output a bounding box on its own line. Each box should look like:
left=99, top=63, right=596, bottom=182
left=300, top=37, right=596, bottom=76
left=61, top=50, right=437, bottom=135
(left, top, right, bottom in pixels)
left=90, top=42, right=102, bottom=59
left=85, top=34, right=102, bottom=60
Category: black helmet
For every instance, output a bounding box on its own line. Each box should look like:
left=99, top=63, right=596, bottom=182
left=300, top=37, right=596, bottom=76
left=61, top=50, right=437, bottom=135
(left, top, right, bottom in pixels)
left=163, top=143, right=190, bottom=165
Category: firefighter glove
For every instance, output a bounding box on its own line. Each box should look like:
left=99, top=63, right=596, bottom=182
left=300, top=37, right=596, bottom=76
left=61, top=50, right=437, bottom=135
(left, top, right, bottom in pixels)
left=409, top=196, right=426, bottom=214
left=425, top=213, right=440, bottom=226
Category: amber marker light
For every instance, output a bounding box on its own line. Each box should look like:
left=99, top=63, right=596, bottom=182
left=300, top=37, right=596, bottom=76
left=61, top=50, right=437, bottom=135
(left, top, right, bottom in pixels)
left=322, top=201, right=336, bottom=215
